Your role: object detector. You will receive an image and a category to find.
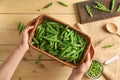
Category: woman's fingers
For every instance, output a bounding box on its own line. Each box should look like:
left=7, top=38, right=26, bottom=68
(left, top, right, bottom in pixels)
left=86, top=52, right=91, bottom=61
left=25, top=26, right=34, bottom=32
left=85, top=53, right=92, bottom=66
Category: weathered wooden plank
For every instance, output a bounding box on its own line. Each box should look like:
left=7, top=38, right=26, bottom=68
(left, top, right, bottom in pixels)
left=0, top=61, right=72, bottom=80
left=0, top=14, right=77, bottom=29
left=0, top=0, right=86, bottom=13
left=0, top=60, right=120, bottom=80
left=0, top=45, right=52, bottom=60
left=0, top=30, right=19, bottom=44
left=0, top=14, right=77, bottom=44
left=116, top=60, right=120, bottom=80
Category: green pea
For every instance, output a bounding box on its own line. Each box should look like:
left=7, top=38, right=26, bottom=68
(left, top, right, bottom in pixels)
left=85, top=4, right=93, bottom=18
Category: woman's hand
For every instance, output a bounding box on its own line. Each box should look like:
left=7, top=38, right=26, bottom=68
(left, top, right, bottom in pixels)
left=68, top=52, right=92, bottom=80
left=19, top=26, right=33, bottom=50
left=0, top=26, right=34, bottom=80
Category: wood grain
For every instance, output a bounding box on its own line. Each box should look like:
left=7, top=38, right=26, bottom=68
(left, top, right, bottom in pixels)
left=0, top=14, right=76, bottom=29
left=0, top=0, right=120, bottom=80
left=0, top=0, right=85, bottom=13
left=0, top=61, right=72, bottom=80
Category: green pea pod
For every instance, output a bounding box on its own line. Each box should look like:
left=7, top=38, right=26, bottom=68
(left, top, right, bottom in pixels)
left=76, top=45, right=86, bottom=60
left=43, top=2, right=53, bottom=9
left=36, top=26, right=41, bottom=40
left=85, top=4, right=93, bottom=18
left=38, top=28, right=45, bottom=39
left=35, top=25, right=41, bottom=35
left=47, top=22, right=60, bottom=29
left=35, top=55, right=42, bottom=64
left=70, top=32, right=74, bottom=43
left=93, top=1, right=110, bottom=12
left=46, top=23, right=58, bottom=34
left=54, top=42, right=57, bottom=50
left=110, top=0, right=115, bottom=12
left=17, top=22, right=24, bottom=34
left=39, top=41, right=45, bottom=50
left=64, top=50, right=76, bottom=58
left=46, top=26, right=57, bottom=34
left=49, top=51, right=58, bottom=56
left=73, top=60, right=77, bottom=64
left=117, top=4, right=120, bottom=12
left=42, top=37, right=60, bottom=42
left=60, top=47, right=72, bottom=57
left=17, top=22, right=22, bottom=31
left=33, top=37, right=39, bottom=44
left=57, top=1, right=68, bottom=7
left=66, top=53, right=78, bottom=63
left=31, top=41, right=35, bottom=45
left=65, top=31, right=73, bottom=38
left=102, top=44, right=113, bottom=48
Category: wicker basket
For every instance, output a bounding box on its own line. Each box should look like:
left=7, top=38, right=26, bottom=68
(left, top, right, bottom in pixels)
left=28, top=14, right=93, bottom=68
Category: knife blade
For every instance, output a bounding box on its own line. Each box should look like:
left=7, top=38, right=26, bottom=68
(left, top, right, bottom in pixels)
left=104, top=54, right=120, bottom=64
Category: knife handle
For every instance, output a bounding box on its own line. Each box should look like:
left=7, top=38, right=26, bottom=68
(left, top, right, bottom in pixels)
left=104, top=54, right=120, bottom=64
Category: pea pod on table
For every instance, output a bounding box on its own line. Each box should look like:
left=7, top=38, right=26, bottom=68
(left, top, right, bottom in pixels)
left=117, top=3, right=120, bottom=12
left=110, top=0, right=115, bottom=12
left=85, top=4, right=93, bottom=18
left=43, top=2, right=53, bottom=9
left=93, top=1, right=110, bottom=12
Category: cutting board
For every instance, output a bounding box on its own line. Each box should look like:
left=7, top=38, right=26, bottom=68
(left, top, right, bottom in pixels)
left=76, top=0, right=120, bottom=24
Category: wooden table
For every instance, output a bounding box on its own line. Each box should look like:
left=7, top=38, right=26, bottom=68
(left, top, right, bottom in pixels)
left=0, top=0, right=120, bottom=80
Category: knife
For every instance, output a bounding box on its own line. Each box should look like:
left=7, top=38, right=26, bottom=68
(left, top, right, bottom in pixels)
left=104, top=54, right=120, bottom=64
